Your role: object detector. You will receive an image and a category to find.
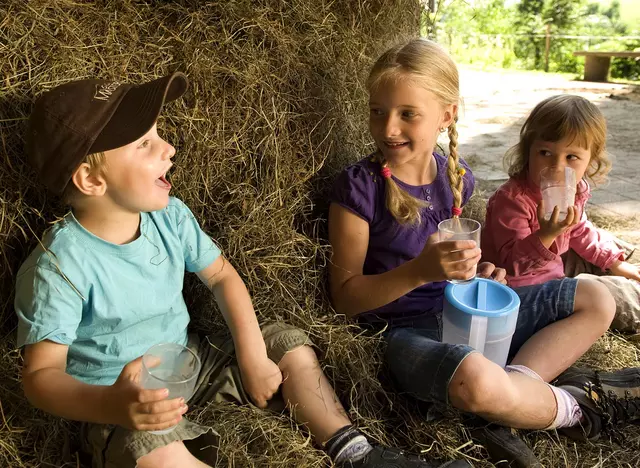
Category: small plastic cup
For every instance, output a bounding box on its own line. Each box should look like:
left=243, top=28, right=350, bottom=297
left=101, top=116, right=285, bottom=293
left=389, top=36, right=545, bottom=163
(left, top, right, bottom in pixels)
left=438, top=218, right=481, bottom=284
left=140, top=343, right=201, bottom=435
left=539, top=166, right=577, bottom=221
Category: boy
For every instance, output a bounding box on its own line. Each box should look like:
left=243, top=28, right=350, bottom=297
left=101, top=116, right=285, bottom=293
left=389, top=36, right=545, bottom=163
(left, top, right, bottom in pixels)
left=16, top=72, right=471, bottom=468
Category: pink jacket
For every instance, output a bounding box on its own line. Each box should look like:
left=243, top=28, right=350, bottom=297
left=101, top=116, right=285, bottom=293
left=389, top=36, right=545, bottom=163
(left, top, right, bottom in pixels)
left=482, top=177, right=624, bottom=288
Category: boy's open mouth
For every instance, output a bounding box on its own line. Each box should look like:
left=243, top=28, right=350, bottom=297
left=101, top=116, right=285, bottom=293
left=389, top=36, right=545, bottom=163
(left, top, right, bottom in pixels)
left=155, top=174, right=172, bottom=190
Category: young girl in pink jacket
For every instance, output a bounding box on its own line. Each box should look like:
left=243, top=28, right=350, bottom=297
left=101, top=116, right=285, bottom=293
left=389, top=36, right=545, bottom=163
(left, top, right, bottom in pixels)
left=482, top=94, right=640, bottom=331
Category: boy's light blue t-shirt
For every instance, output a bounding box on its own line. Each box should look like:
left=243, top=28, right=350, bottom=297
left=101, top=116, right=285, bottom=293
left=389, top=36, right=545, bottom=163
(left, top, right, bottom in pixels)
left=16, top=197, right=220, bottom=386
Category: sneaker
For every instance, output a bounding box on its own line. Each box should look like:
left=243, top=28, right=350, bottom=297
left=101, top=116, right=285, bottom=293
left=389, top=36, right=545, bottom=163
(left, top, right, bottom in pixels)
left=341, top=445, right=472, bottom=468
left=469, top=424, right=541, bottom=467
left=461, top=414, right=540, bottom=468
left=554, top=366, right=640, bottom=441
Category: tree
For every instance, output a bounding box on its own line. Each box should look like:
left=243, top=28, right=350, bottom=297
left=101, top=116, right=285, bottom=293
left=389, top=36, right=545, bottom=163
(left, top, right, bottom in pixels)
left=603, top=1, right=628, bottom=34
left=436, top=0, right=639, bottom=79
left=514, top=0, right=545, bottom=69
left=514, top=0, right=587, bottom=71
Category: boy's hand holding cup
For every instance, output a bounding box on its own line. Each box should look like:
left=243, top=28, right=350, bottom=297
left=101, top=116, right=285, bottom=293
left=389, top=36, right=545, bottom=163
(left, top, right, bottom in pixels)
left=107, top=343, right=200, bottom=433
left=106, top=355, right=188, bottom=432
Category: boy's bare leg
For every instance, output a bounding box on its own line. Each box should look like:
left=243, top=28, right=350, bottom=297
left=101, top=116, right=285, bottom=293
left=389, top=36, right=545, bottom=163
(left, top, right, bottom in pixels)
left=136, top=345, right=351, bottom=467
left=278, top=345, right=352, bottom=444
left=136, top=441, right=211, bottom=468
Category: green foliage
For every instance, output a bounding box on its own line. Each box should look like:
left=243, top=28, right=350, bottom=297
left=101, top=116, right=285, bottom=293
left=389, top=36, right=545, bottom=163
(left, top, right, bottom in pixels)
left=515, top=0, right=592, bottom=73
left=436, top=0, right=640, bottom=80
left=608, top=39, right=640, bottom=80
left=513, top=0, right=546, bottom=70
left=436, top=0, right=519, bottom=69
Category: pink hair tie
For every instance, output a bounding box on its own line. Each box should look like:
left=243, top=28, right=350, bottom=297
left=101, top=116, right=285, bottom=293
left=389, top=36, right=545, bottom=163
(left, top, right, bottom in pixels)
left=451, top=207, right=462, bottom=217
left=380, top=167, right=392, bottom=179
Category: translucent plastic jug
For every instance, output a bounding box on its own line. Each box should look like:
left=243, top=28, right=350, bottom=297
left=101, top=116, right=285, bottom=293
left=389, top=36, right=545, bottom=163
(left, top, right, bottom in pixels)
left=442, top=278, right=520, bottom=368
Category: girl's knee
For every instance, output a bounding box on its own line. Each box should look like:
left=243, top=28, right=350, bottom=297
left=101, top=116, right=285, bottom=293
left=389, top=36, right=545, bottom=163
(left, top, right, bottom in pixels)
left=448, top=353, right=516, bottom=414
left=575, top=277, right=615, bottom=328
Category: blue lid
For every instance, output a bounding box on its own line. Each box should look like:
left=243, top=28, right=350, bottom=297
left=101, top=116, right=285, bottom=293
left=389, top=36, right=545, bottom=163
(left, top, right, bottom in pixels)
left=444, top=277, right=520, bottom=317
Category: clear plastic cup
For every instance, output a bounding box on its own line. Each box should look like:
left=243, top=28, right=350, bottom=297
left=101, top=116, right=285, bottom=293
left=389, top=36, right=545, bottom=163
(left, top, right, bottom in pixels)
left=437, top=218, right=481, bottom=284
left=140, top=343, right=201, bottom=435
left=539, top=166, right=576, bottom=221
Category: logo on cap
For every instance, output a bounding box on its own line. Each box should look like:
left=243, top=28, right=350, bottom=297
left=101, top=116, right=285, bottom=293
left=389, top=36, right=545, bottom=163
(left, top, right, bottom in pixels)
left=93, top=82, right=122, bottom=102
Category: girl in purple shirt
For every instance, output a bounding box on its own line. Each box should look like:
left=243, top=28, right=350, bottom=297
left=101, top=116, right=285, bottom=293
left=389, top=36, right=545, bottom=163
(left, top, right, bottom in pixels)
left=328, top=38, right=640, bottom=448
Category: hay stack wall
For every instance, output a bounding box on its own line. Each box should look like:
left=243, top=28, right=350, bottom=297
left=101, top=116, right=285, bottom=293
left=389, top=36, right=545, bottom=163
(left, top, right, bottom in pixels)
left=0, top=0, right=429, bottom=466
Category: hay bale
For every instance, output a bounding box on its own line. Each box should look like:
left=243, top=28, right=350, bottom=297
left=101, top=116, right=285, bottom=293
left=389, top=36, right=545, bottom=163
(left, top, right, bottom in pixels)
left=1, top=1, right=639, bottom=467
left=0, top=0, right=425, bottom=466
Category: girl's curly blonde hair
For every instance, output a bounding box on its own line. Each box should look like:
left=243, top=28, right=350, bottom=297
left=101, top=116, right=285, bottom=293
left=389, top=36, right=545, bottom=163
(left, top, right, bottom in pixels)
left=505, top=95, right=610, bottom=185
left=367, top=38, right=461, bottom=225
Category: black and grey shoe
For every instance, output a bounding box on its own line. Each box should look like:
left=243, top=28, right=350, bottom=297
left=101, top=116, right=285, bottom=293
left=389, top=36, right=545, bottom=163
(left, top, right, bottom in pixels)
left=341, top=445, right=473, bottom=468
left=554, top=366, right=640, bottom=441
left=469, top=423, right=541, bottom=467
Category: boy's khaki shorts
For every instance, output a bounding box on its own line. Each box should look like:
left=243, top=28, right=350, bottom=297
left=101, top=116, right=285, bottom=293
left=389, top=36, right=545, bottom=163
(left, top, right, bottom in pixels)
left=82, top=322, right=311, bottom=468
left=563, top=247, right=640, bottom=333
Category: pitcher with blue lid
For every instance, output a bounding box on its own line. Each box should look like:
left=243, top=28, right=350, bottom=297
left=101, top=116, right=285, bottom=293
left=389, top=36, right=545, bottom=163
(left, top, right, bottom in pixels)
left=442, top=277, right=520, bottom=368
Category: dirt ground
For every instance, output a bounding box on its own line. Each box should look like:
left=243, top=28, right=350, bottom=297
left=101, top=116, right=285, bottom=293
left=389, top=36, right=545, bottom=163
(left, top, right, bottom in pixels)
left=450, top=67, right=640, bottom=249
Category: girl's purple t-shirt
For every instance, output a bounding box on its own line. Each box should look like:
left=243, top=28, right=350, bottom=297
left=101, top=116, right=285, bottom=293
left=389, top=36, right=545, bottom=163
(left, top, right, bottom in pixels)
left=331, top=153, right=475, bottom=326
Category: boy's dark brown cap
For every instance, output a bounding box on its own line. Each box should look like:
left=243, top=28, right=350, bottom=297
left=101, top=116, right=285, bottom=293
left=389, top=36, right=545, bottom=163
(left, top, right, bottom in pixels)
left=26, top=72, right=188, bottom=194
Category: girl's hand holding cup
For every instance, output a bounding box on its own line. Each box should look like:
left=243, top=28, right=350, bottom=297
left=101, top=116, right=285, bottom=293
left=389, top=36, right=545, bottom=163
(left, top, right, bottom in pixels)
left=415, top=232, right=481, bottom=284
left=429, top=218, right=482, bottom=284
left=537, top=202, right=580, bottom=248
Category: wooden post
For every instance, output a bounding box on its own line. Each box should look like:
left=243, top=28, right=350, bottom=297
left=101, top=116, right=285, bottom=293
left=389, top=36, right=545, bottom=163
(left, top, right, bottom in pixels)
left=544, top=23, right=551, bottom=72
left=584, top=55, right=611, bottom=82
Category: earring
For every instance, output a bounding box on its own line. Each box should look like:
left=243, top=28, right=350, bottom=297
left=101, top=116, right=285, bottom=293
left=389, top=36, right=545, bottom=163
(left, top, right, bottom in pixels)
left=439, top=127, right=447, bottom=133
